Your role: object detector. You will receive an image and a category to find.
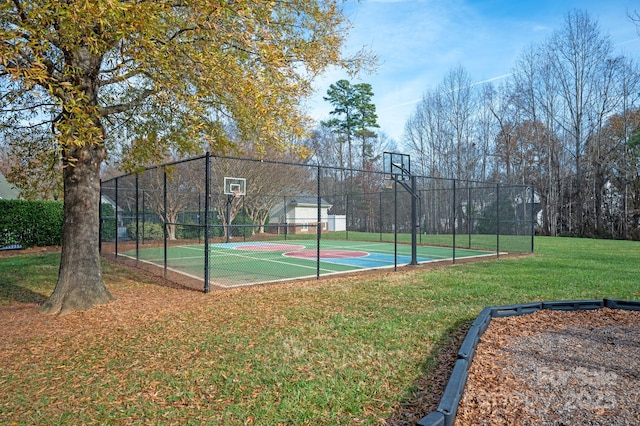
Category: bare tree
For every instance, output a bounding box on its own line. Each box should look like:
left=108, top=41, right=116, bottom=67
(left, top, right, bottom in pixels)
left=135, top=160, right=204, bottom=241
left=544, top=10, right=614, bottom=235
left=404, top=9, right=640, bottom=239
left=614, top=57, right=640, bottom=239
left=511, top=43, right=569, bottom=235
left=404, top=89, right=446, bottom=177
left=306, top=122, right=344, bottom=188
left=404, top=65, right=482, bottom=181
left=440, top=66, right=479, bottom=181
left=242, top=161, right=314, bottom=234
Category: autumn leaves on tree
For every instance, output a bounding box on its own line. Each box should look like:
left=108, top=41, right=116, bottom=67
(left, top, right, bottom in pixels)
left=0, top=0, right=369, bottom=314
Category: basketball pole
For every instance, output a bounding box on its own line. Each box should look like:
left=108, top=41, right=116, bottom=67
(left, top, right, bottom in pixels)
left=204, top=153, right=210, bottom=294
left=384, top=152, right=419, bottom=266
left=411, top=175, right=417, bottom=265
left=225, top=193, right=233, bottom=244
left=391, top=174, right=419, bottom=266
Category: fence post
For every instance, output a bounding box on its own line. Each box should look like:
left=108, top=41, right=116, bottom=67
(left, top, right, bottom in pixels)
left=114, top=176, right=119, bottom=258
left=468, top=185, right=472, bottom=249
left=530, top=184, right=535, bottom=253
left=316, top=164, right=321, bottom=279
left=135, top=174, right=139, bottom=262
left=163, top=166, right=168, bottom=278
left=496, top=183, right=500, bottom=258
left=204, top=153, right=210, bottom=293
left=225, top=194, right=232, bottom=244
left=283, top=195, right=287, bottom=240
left=452, top=179, right=456, bottom=264
left=241, top=195, right=246, bottom=242
left=141, top=190, right=146, bottom=245
left=379, top=191, right=383, bottom=242
left=418, top=186, right=423, bottom=244
left=345, top=193, right=349, bottom=240
left=198, top=193, right=202, bottom=243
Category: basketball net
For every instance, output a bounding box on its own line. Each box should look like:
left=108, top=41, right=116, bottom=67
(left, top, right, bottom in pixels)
left=384, top=175, right=394, bottom=189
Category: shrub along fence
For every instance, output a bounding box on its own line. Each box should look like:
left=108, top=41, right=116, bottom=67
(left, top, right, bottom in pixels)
left=0, top=199, right=63, bottom=248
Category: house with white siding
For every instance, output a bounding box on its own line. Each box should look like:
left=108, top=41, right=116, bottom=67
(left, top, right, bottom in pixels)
left=268, top=196, right=332, bottom=234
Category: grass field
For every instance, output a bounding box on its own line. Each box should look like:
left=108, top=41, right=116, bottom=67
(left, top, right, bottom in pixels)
left=1, top=237, right=638, bottom=424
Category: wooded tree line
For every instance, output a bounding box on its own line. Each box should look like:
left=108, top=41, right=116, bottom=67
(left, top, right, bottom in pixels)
left=404, top=10, right=640, bottom=239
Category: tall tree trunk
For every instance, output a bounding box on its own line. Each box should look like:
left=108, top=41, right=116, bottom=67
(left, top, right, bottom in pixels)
left=575, top=149, right=584, bottom=235
left=594, top=162, right=604, bottom=235
left=40, top=143, right=114, bottom=315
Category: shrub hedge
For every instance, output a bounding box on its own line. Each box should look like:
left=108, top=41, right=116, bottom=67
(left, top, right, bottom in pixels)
left=125, top=221, right=164, bottom=241
left=0, top=199, right=63, bottom=248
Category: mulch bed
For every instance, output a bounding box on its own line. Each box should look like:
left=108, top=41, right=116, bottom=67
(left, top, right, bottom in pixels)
left=0, top=245, right=62, bottom=258
left=456, top=308, right=640, bottom=425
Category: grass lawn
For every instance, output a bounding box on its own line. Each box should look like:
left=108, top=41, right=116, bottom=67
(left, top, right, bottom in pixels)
left=0, top=237, right=638, bottom=424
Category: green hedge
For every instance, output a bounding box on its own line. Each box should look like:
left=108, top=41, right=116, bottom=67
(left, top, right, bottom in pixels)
left=125, top=221, right=164, bottom=240
left=100, top=203, right=117, bottom=241
left=0, top=200, right=63, bottom=248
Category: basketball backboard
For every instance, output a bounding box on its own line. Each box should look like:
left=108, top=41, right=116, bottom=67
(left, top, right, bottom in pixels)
left=223, top=177, right=246, bottom=196
left=383, top=152, right=411, bottom=181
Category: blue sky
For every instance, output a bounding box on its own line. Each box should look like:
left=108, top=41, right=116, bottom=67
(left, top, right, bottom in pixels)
left=306, top=0, right=640, bottom=141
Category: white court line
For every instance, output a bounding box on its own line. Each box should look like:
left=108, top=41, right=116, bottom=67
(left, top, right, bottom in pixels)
left=209, top=249, right=345, bottom=273
left=117, top=254, right=204, bottom=282
left=144, top=243, right=492, bottom=265
left=186, top=244, right=349, bottom=274
left=119, top=246, right=504, bottom=290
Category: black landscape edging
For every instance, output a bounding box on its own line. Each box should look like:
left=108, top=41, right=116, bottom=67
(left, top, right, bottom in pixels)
left=416, top=298, right=640, bottom=426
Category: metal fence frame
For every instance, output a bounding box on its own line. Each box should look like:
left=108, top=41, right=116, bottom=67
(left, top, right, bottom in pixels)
left=100, top=153, right=536, bottom=291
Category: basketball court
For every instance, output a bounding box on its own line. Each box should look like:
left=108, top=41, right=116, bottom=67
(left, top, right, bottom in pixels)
left=102, top=151, right=534, bottom=291
left=122, top=239, right=495, bottom=288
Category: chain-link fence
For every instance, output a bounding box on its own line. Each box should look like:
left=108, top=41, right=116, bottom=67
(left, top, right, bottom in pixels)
left=100, top=154, right=535, bottom=291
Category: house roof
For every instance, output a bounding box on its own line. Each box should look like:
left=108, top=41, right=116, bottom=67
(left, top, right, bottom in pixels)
left=286, top=196, right=332, bottom=207
left=0, top=172, right=19, bottom=200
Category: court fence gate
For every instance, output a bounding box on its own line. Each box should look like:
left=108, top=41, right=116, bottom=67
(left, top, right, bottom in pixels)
left=100, top=154, right=536, bottom=291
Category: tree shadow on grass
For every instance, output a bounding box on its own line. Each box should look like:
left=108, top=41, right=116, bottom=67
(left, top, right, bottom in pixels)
left=0, top=251, right=59, bottom=305
left=385, top=318, right=473, bottom=426
left=0, top=281, right=48, bottom=305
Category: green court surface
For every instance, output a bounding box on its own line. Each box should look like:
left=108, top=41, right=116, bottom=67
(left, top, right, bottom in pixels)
left=122, top=239, right=495, bottom=288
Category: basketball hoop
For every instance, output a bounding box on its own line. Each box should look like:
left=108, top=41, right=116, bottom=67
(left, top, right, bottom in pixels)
left=223, top=177, right=246, bottom=244
left=383, top=152, right=411, bottom=181
left=223, top=177, right=246, bottom=196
